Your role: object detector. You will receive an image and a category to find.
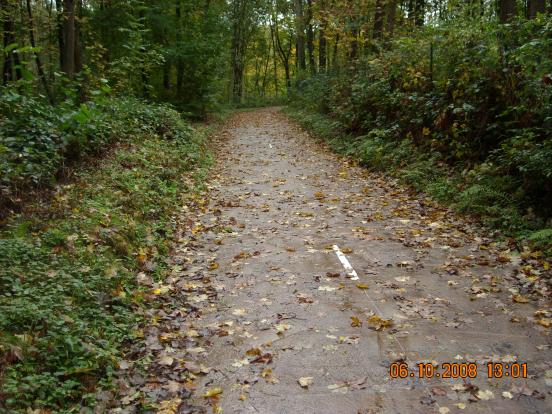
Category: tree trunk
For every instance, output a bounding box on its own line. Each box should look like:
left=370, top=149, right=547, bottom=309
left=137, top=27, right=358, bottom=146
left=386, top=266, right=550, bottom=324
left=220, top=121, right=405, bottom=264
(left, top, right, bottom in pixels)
left=332, top=33, right=339, bottom=71
left=270, top=22, right=278, bottom=94
left=386, top=0, right=397, bottom=38
left=176, top=0, right=184, bottom=97
left=294, top=0, right=306, bottom=71
left=2, top=0, right=22, bottom=85
left=306, top=0, right=315, bottom=74
left=74, top=0, right=83, bottom=74
left=528, top=0, right=545, bottom=18
left=318, top=26, right=327, bottom=72
left=62, top=0, right=76, bottom=78
left=498, top=0, right=516, bottom=22
left=373, top=0, right=385, bottom=40
left=26, top=0, right=54, bottom=102
left=415, top=0, right=425, bottom=26
left=55, top=0, right=65, bottom=70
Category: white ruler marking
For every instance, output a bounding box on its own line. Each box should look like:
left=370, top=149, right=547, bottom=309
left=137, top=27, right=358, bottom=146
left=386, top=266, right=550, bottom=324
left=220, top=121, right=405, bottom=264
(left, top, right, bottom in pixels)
left=332, top=244, right=359, bottom=281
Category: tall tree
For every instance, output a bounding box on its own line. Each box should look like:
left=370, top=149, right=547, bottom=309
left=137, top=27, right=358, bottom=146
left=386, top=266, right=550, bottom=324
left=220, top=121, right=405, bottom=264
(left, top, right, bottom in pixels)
left=1, top=0, right=23, bottom=85
left=26, top=0, right=53, bottom=102
left=306, top=0, right=315, bottom=74
left=294, top=0, right=306, bottom=70
left=318, top=0, right=327, bottom=72
left=498, top=0, right=517, bottom=22
left=62, top=0, right=76, bottom=78
left=528, top=0, right=546, bottom=18
left=373, top=0, right=385, bottom=40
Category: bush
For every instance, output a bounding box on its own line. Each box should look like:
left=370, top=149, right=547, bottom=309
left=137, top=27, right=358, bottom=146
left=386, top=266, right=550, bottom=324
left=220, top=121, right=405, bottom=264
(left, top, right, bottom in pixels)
left=0, top=90, right=195, bottom=214
left=0, top=96, right=206, bottom=412
left=289, top=15, right=552, bottom=235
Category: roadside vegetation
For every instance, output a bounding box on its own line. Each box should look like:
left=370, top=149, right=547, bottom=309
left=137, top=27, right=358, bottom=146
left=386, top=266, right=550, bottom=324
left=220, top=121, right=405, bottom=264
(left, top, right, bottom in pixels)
left=286, top=12, right=552, bottom=254
left=0, top=96, right=209, bottom=411
left=1, top=0, right=551, bottom=411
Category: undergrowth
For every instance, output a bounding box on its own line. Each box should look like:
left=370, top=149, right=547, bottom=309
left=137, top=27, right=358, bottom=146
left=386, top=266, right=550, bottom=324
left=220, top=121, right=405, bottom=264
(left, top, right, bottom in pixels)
left=285, top=106, right=552, bottom=254
left=0, top=101, right=210, bottom=412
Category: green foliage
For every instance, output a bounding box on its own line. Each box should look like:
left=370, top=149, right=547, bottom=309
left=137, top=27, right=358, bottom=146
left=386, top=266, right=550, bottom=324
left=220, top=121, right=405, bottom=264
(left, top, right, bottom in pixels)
left=0, top=101, right=207, bottom=412
left=289, top=15, right=552, bottom=236
left=0, top=87, right=195, bottom=209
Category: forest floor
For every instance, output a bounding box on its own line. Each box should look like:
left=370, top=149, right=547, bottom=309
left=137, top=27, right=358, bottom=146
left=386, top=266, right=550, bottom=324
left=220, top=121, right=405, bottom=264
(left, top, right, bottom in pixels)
left=114, top=108, right=550, bottom=414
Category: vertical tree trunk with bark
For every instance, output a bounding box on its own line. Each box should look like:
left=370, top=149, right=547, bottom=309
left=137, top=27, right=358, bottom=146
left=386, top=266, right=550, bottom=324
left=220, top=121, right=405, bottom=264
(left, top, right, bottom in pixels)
left=269, top=22, right=279, bottom=94
left=74, top=0, right=83, bottom=74
left=415, top=0, right=425, bottom=26
left=26, top=0, right=53, bottom=102
left=373, top=0, right=385, bottom=40
left=386, top=0, right=398, bottom=38
left=62, top=0, right=76, bottom=78
left=1, top=0, right=22, bottom=85
left=306, top=0, right=315, bottom=74
left=318, top=27, right=326, bottom=72
left=498, top=0, right=517, bottom=22
left=294, top=0, right=306, bottom=71
left=528, top=0, right=546, bottom=18
left=55, top=0, right=65, bottom=70
left=176, top=0, right=184, bottom=97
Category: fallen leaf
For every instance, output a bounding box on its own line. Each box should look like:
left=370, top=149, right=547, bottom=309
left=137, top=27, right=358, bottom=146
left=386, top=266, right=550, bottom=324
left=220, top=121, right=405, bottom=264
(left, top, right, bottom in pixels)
left=356, top=283, right=369, bottom=290
left=158, top=355, right=174, bottom=366
left=476, top=390, right=494, bottom=401
left=298, top=377, right=314, bottom=388
left=367, top=315, right=393, bottom=331
left=203, top=387, right=223, bottom=398
left=512, top=294, right=530, bottom=303
left=350, top=316, right=362, bottom=327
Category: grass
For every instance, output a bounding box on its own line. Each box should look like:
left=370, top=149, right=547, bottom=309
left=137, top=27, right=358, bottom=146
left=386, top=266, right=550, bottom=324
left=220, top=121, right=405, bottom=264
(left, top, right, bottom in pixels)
left=0, top=118, right=210, bottom=412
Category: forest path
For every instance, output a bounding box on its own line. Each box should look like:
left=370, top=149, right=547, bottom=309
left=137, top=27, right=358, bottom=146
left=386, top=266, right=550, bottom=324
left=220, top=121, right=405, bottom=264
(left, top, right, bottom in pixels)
left=131, top=108, right=550, bottom=414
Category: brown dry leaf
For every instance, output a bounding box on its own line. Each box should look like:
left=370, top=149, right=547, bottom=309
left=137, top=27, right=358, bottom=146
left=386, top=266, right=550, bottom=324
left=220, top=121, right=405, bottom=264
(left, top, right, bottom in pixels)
left=367, top=315, right=393, bottom=331
left=285, top=246, right=297, bottom=252
left=250, top=353, right=273, bottom=364
left=341, top=247, right=353, bottom=254
left=158, top=355, right=174, bottom=366
left=298, top=377, right=314, bottom=388
left=245, top=347, right=262, bottom=357
left=297, top=293, right=314, bottom=303
left=350, top=316, right=362, bottom=327
left=512, top=294, right=530, bottom=303
left=314, top=192, right=326, bottom=200
left=536, top=318, right=551, bottom=328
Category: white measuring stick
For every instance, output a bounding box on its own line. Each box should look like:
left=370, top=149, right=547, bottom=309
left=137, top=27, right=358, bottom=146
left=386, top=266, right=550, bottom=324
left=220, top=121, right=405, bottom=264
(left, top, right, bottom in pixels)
left=332, top=244, right=359, bottom=281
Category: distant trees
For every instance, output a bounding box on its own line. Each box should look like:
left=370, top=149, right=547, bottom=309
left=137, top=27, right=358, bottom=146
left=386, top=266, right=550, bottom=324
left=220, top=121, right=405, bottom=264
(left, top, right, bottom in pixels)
left=0, top=0, right=549, bottom=108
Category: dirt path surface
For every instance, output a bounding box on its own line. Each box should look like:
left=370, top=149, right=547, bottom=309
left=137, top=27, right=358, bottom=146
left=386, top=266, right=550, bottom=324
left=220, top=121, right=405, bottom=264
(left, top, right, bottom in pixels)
left=114, top=108, right=551, bottom=414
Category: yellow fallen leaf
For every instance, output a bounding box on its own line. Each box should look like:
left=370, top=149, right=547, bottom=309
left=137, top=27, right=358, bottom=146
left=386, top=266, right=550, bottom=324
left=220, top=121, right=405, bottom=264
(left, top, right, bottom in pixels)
left=208, top=262, right=219, bottom=271
left=341, top=247, right=353, bottom=254
left=298, top=377, right=314, bottom=388
left=367, top=315, right=393, bottom=331
left=350, top=316, right=362, bottom=327
left=238, top=394, right=247, bottom=401
left=537, top=318, right=551, bottom=328
left=356, top=283, right=369, bottom=290
left=203, top=387, right=223, bottom=398
left=512, top=294, right=530, bottom=303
